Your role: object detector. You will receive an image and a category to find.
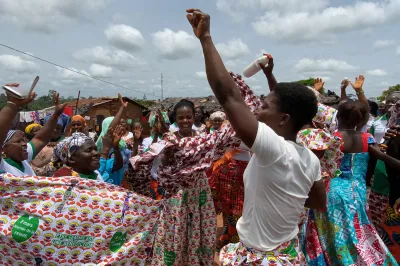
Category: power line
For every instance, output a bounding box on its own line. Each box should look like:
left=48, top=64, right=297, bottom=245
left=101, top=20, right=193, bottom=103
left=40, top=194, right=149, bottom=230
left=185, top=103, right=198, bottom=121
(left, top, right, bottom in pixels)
left=0, top=43, right=161, bottom=98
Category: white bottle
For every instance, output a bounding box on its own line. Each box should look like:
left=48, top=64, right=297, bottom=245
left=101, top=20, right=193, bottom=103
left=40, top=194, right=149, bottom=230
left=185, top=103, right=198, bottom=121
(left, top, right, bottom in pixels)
left=243, top=54, right=270, bottom=78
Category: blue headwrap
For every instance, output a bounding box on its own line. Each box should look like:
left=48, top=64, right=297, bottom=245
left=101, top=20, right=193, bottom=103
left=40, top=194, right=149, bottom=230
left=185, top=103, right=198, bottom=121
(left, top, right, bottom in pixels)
left=44, top=113, right=70, bottom=132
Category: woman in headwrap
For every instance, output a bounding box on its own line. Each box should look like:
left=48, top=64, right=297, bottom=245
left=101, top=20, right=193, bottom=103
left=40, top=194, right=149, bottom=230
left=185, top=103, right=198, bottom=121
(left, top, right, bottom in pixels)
left=95, top=94, right=129, bottom=184
left=52, top=128, right=123, bottom=182
left=30, top=113, right=70, bottom=176
left=67, top=115, right=87, bottom=136
left=0, top=89, right=66, bottom=177
left=209, top=111, right=226, bottom=133
left=25, top=123, right=42, bottom=140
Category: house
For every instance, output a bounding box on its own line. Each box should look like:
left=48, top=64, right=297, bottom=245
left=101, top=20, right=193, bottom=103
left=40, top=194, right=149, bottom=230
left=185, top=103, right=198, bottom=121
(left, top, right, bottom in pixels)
left=65, top=97, right=150, bottom=135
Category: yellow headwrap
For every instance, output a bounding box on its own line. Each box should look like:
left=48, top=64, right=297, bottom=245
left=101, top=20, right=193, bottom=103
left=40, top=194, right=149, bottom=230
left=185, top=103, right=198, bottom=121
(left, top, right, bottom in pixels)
left=25, top=123, right=42, bottom=134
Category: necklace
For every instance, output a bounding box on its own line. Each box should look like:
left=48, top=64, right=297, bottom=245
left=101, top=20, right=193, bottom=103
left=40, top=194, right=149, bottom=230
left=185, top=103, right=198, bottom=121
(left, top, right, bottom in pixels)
left=178, top=130, right=194, bottom=139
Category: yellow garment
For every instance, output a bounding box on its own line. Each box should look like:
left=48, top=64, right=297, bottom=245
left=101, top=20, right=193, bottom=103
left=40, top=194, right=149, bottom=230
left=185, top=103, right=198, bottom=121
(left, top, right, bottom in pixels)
left=25, top=123, right=42, bottom=134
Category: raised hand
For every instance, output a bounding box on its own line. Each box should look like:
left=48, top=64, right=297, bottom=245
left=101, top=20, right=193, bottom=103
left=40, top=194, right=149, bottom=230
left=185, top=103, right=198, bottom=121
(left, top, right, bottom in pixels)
left=186, top=9, right=211, bottom=40
left=157, top=109, right=170, bottom=134
left=262, top=55, right=274, bottom=74
left=112, top=125, right=124, bottom=149
left=5, top=83, right=37, bottom=107
left=341, top=79, right=350, bottom=89
left=133, top=123, right=143, bottom=140
left=313, top=78, right=325, bottom=92
left=351, top=75, right=365, bottom=91
left=118, top=93, right=128, bottom=108
left=53, top=92, right=67, bottom=116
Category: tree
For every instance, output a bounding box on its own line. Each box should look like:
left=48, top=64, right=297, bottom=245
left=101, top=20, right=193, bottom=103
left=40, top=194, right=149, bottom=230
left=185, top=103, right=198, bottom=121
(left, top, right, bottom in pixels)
left=293, top=77, right=326, bottom=95
left=377, top=84, right=400, bottom=102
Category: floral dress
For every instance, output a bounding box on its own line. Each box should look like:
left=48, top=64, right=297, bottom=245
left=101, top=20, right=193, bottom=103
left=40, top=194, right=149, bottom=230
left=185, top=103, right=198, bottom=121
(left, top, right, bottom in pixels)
left=127, top=73, right=262, bottom=266
left=300, top=132, right=397, bottom=265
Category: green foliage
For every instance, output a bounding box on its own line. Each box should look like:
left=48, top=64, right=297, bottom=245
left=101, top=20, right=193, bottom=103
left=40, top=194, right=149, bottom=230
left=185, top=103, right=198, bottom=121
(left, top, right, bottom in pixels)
left=0, top=90, right=72, bottom=111
left=294, top=77, right=326, bottom=94
left=377, top=84, right=400, bottom=102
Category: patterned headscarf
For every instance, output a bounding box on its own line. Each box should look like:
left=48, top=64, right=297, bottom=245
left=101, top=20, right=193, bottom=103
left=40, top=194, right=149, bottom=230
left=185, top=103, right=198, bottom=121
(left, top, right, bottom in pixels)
left=210, top=111, right=226, bottom=121
left=53, top=132, right=92, bottom=162
left=388, top=100, right=400, bottom=128
left=2, top=130, right=16, bottom=148
left=25, top=123, right=42, bottom=134
left=44, top=113, right=70, bottom=132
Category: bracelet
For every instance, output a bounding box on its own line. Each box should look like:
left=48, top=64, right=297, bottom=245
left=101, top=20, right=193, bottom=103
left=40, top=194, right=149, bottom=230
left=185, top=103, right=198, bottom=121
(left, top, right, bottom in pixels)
left=356, top=90, right=364, bottom=95
left=7, top=101, right=18, bottom=107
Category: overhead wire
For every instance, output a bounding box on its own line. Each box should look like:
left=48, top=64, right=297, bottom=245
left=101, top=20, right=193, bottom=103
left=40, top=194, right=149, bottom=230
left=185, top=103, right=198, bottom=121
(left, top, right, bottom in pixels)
left=0, top=43, right=161, bottom=98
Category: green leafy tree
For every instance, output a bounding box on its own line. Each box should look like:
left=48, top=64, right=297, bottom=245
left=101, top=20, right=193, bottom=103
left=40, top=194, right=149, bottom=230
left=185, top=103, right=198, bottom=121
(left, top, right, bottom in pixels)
left=377, top=84, right=400, bottom=102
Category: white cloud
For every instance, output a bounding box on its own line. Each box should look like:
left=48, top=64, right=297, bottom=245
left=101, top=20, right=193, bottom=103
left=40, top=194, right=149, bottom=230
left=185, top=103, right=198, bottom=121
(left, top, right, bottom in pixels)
left=152, top=28, right=198, bottom=60
left=216, top=0, right=329, bottom=22
left=374, top=40, right=396, bottom=48
left=397, top=46, right=400, bottom=55
left=0, top=54, right=39, bottom=73
left=252, top=1, right=400, bottom=42
left=295, top=58, right=357, bottom=74
left=105, top=24, right=145, bottom=51
left=216, top=39, right=250, bottom=60
left=89, top=64, right=113, bottom=78
left=73, top=46, right=147, bottom=71
left=56, top=67, right=91, bottom=84
left=195, top=72, right=206, bottom=79
left=0, top=0, right=107, bottom=34
left=366, top=69, right=388, bottom=77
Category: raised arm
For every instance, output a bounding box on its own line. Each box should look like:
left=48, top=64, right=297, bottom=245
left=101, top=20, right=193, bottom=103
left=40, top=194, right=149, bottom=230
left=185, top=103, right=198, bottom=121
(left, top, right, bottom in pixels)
left=186, top=8, right=258, bottom=147
left=108, top=93, right=128, bottom=134
left=31, top=92, right=66, bottom=154
left=261, top=56, right=277, bottom=91
left=350, top=75, right=368, bottom=106
left=340, top=79, right=350, bottom=102
left=0, top=85, right=36, bottom=156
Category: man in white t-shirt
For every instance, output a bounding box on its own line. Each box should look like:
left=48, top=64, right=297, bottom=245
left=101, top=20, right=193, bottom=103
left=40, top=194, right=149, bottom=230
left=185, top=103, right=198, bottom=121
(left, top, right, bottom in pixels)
left=187, top=8, right=326, bottom=264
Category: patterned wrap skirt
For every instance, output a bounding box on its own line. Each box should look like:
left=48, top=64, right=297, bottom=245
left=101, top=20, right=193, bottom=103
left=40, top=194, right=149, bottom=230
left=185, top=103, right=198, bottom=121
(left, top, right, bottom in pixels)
left=220, top=238, right=305, bottom=266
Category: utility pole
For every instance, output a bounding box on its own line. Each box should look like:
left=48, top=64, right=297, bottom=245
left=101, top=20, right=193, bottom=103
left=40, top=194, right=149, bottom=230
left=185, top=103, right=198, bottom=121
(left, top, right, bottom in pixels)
left=161, top=73, right=163, bottom=100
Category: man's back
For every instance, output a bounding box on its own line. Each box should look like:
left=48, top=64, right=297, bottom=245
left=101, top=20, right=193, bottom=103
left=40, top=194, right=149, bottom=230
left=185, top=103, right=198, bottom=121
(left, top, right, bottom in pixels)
left=237, top=122, right=321, bottom=251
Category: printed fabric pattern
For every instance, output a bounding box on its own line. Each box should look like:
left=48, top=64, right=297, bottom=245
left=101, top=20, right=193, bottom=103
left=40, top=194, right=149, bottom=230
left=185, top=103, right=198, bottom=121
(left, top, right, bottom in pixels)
left=0, top=173, right=161, bottom=266
left=220, top=238, right=305, bottom=266
left=300, top=133, right=397, bottom=265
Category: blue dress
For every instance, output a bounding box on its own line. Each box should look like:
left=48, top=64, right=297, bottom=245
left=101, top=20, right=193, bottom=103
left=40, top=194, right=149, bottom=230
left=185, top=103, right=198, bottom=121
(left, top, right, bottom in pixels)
left=301, top=133, right=397, bottom=265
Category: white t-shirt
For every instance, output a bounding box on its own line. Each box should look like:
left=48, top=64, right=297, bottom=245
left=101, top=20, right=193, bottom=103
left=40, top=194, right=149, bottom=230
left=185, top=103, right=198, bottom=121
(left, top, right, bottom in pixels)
left=236, top=122, right=321, bottom=251
left=371, top=116, right=388, bottom=144
left=0, top=143, right=36, bottom=177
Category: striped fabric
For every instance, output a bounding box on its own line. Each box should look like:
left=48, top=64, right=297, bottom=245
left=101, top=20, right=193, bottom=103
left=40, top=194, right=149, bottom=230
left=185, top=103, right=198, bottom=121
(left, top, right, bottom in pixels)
left=2, top=130, right=16, bottom=148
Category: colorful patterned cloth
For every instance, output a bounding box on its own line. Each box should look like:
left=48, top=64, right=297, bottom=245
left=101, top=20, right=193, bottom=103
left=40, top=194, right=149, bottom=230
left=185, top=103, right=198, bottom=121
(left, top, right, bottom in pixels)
left=127, top=72, right=262, bottom=265
left=220, top=238, right=305, bottom=265
left=53, top=133, right=92, bottom=163
left=0, top=173, right=161, bottom=265
left=313, top=103, right=338, bottom=135
left=300, top=132, right=397, bottom=265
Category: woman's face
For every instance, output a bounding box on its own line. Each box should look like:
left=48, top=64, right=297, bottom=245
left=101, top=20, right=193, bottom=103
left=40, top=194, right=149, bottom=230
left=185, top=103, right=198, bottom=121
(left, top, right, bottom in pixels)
left=120, top=119, right=128, bottom=130
left=212, top=118, right=224, bottom=130
left=51, top=125, right=63, bottom=141
left=69, top=140, right=100, bottom=172
left=176, top=106, right=194, bottom=135
left=30, top=126, right=41, bottom=136
left=71, top=121, right=84, bottom=133
left=194, top=107, right=203, bottom=122
left=3, top=131, right=28, bottom=162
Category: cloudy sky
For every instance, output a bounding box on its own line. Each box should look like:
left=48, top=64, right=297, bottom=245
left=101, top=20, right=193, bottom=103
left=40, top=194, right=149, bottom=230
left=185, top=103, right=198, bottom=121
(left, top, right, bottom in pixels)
left=0, top=0, right=399, bottom=100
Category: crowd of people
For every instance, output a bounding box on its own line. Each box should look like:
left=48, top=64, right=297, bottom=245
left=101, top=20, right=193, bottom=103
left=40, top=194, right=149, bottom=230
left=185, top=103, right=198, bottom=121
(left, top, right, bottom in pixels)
left=1, top=8, right=400, bottom=266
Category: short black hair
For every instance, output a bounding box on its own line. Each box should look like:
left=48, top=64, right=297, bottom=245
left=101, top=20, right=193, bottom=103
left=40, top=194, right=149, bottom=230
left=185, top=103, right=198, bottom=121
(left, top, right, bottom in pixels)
left=337, top=100, right=369, bottom=129
left=274, top=83, right=318, bottom=132
left=368, top=100, right=379, bottom=117
left=173, top=99, right=195, bottom=117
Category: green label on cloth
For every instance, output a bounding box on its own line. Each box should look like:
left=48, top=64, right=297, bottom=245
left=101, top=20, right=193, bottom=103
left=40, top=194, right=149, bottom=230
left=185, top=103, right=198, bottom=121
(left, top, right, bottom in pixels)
left=163, top=249, right=176, bottom=266
left=109, top=231, right=127, bottom=252
left=12, top=215, right=39, bottom=243
left=199, top=190, right=207, bottom=207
